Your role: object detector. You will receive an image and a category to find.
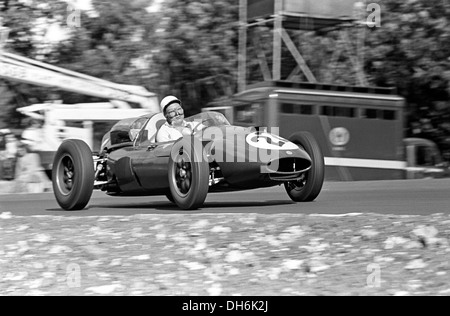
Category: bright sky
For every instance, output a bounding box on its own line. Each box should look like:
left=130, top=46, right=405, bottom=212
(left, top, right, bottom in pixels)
left=73, top=0, right=165, bottom=12
left=66, top=0, right=94, bottom=11
left=72, top=0, right=165, bottom=13
left=147, top=0, right=164, bottom=13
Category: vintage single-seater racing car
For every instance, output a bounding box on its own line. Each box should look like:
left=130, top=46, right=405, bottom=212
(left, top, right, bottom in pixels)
left=52, top=111, right=325, bottom=210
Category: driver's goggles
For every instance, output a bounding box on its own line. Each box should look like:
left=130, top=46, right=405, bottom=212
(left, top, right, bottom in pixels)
left=167, top=108, right=184, bottom=118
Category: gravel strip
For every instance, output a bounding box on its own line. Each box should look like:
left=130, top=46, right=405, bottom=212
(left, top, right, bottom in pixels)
left=1, top=212, right=450, bottom=296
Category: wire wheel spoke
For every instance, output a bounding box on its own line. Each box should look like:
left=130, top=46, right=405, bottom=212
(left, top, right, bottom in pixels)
left=60, top=156, right=75, bottom=193
left=174, top=154, right=193, bottom=195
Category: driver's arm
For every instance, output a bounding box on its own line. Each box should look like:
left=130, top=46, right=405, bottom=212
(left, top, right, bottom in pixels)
left=156, top=125, right=172, bottom=143
left=157, top=124, right=185, bottom=142
left=188, top=121, right=205, bottom=132
left=181, top=127, right=193, bottom=136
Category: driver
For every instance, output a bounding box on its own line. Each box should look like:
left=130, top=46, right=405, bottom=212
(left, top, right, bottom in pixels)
left=156, top=96, right=198, bottom=142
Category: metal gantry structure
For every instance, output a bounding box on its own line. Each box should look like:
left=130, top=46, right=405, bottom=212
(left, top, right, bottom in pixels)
left=238, top=0, right=369, bottom=92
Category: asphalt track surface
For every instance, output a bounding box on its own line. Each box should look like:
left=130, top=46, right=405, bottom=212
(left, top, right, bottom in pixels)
left=1, top=179, right=449, bottom=216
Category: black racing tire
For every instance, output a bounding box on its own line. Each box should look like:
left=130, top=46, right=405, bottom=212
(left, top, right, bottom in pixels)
left=52, top=139, right=95, bottom=210
left=168, top=138, right=209, bottom=210
left=284, top=132, right=325, bottom=202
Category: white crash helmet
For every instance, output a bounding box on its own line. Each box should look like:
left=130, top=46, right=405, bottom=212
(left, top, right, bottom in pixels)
left=160, top=96, right=181, bottom=113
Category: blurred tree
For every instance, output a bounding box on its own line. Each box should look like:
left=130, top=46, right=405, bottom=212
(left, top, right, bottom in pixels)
left=363, top=0, right=450, bottom=157
left=0, top=0, right=65, bottom=56
left=152, top=0, right=238, bottom=114
left=0, top=0, right=163, bottom=126
left=0, top=0, right=68, bottom=127
left=364, top=0, right=449, bottom=97
left=56, top=0, right=161, bottom=88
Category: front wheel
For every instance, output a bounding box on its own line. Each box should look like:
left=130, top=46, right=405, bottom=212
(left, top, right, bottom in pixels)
left=168, top=138, right=209, bottom=210
left=52, top=139, right=95, bottom=210
left=284, top=132, right=324, bottom=202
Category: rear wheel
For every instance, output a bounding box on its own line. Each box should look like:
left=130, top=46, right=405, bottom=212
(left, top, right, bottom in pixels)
left=52, top=139, right=94, bottom=210
left=168, top=138, right=209, bottom=210
left=284, top=132, right=324, bottom=202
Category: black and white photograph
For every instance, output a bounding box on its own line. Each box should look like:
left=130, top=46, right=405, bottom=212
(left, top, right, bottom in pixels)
left=0, top=0, right=449, bottom=299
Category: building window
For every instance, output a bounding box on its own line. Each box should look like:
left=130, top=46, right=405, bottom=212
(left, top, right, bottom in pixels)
left=321, top=106, right=356, bottom=118
left=383, top=110, right=397, bottom=120
left=64, top=121, right=85, bottom=128
left=416, top=145, right=434, bottom=166
left=281, top=103, right=314, bottom=115
left=235, top=103, right=261, bottom=124
left=363, top=109, right=397, bottom=120
left=365, top=109, right=378, bottom=119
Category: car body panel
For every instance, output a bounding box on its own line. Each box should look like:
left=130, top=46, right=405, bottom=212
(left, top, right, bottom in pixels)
left=99, top=112, right=313, bottom=196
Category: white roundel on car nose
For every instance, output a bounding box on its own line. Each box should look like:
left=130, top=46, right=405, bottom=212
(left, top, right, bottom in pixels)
left=246, top=132, right=298, bottom=150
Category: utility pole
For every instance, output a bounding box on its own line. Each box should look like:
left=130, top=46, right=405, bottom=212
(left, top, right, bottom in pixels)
left=0, top=17, right=10, bottom=52
left=272, top=0, right=283, bottom=81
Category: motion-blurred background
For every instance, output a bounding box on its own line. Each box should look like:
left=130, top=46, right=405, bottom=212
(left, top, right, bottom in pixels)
left=0, top=0, right=449, bottom=186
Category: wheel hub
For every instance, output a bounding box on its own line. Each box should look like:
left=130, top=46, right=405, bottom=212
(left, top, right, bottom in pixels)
left=175, top=158, right=192, bottom=195
left=58, top=155, right=75, bottom=194
left=287, top=173, right=307, bottom=191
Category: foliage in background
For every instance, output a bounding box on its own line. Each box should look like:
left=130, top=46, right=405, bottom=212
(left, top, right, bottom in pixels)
left=152, top=0, right=238, bottom=114
left=0, top=0, right=68, bottom=127
left=56, top=0, right=159, bottom=88
left=0, top=0, right=162, bottom=127
left=365, top=0, right=450, bottom=157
